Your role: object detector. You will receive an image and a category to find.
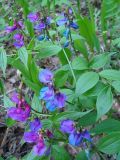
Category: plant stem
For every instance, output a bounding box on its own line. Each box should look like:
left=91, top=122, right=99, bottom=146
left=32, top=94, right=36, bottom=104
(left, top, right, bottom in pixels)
left=31, top=107, right=51, bottom=117
left=63, top=48, right=77, bottom=85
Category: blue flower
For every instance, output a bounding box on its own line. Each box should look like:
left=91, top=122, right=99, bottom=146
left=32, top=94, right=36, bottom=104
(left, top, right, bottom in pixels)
left=69, top=132, right=83, bottom=146
left=82, top=130, right=92, bottom=142
left=63, top=28, right=70, bottom=39
left=37, top=35, right=45, bottom=41
left=46, top=100, right=56, bottom=112
left=63, top=41, right=69, bottom=48
left=39, top=87, right=54, bottom=101
left=70, top=22, right=79, bottom=29
left=57, top=17, right=68, bottom=26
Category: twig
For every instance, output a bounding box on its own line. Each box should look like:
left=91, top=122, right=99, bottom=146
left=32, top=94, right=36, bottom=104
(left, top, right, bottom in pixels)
left=0, top=128, right=10, bottom=148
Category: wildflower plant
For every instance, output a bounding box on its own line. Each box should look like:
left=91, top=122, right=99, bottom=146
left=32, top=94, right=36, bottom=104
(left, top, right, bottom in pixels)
left=1, top=0, right=120, bottom=160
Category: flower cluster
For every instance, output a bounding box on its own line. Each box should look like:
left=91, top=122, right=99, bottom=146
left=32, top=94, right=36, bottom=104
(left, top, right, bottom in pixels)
left=57, top=8, right=79, bottom=48
left=39, top=69, right=67, bottom=112
left=27, top=12, right=51, bottom=41
left=7, top=92, right=31, bottom=122
left=5, top=20, right=24, bottom=49
left=24, top=118, right=47, bottom=156
left=60, top=119, right=92, bottom=146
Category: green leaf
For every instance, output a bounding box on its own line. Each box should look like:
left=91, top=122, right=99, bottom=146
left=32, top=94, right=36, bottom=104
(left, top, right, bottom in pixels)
left=32, top=94, right=42, bottom=112
left=58, top=48, right=72, bottom=65
left=18, top=47, right=28, bottom=69
left=96, top=87, right=113, bottom=120
left=0, top=79, right=4, bottom=94
left=91, top=119, right=120, bottom=135
left=0, top=47, right=7, bottom=77
left=54, top=110, right=92, bottom=121
left=23, top=79, right=41, bottom=95
left=97, top=132, right=120, bottom=154
left=51, top=145, right=70, bottom=160
left=72, top=56, right=88, bottom=70
left=22, top=150, right=40, bottom=160
left=36, top=42, right=62, bottom=59
left=78, top=17, right=100, bottom=52
left=112, top=81, right=120, bottom=92
left=89, top=53, right=110, bottom=69
left=99, top=69, right=120, bottom=81
left=76, top=72, right=99, bottom=96
left=5, top=118, right=16, bottom=127
left=4, top=95, right=15, bottom=108
left=8, top=56, right=30, bottom=79
left=78, top=111, right=97, bottom=127
left=84, top=82, right=105, bottom=97
left=54, top=70, right=69, bottom=87
left=74, top=39, right=88, bottom=60
left=75, top=151, right=88, bottom=160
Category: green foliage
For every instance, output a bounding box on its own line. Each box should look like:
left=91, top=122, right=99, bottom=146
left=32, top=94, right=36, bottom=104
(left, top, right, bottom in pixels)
left=96, top=87, right=113, bottom=120
left=76, top=72, right=99, bottom=96
left=97, top=132, right=120, bottom=154
left=0, top=47, right=7, bottom=77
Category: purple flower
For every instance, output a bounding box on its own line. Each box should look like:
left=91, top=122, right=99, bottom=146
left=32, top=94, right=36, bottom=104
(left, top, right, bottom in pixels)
left=11, top=92, right=20, bottom=104
left=33, top=142, right=47, bottom=156
left=6, top=25, right=17, bottom=33
left=46, top=100, right=56, bottom=112
left=39, top=87, right=54, bottom=101
left=13, top=41, right=24, bottom=49
left=69, top=132, right=83, bottom=146
left=54, top=93, right=66, bottom=108
left=60, top=119, right=75, bottom=134
left=57, top=18, right=68, bottom=26
left=24, top=131, right=39, bottom=143
left=6, top=21, right=23, bottom=33
left=7, top=106, right=30, bottom=122
left=34, top=22, right=45, bottom=31
left=13, top=33, right=24, bottom=41
left=70, top=22, right=79, bottom=29
left=27, top=12, right=40, bottom=22
left=30, top=118, right=42, bottom=132
left=39, top=69, right=53, bottom=84
left=82, top=130, right=92, bottom=142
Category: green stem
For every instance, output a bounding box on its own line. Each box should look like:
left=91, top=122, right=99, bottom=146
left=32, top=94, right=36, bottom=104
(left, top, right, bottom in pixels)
left=31, top=107, right=52, bottom=117
left=63, top=48, right=77, bottom=85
